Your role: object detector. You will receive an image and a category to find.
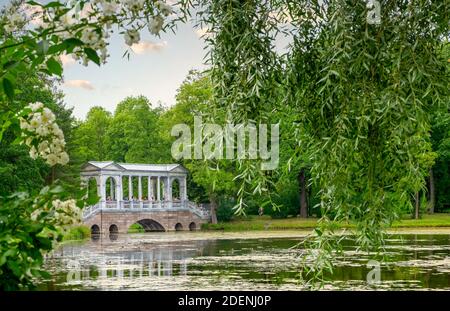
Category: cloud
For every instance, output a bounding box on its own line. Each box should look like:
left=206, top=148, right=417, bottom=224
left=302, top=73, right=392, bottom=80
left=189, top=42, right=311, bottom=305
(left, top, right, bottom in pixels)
left=131, top=41, right=168, bottom=54
left=59, top=54, right=75, bottom=67
left=64, top=80, right=94, bottom=90
left=195, top=27, right=210, bottom=38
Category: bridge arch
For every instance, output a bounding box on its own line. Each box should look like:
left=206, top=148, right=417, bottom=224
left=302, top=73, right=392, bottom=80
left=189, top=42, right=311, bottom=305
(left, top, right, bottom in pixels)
left=91, top=224, right=100, bottom=234
left=175, top=223, right=183, bottom=231
left=109, top=224, right=119, bottom=233
left=189, top=222, right=197, bottom=231
left=135, top=219, right=165, bottom=232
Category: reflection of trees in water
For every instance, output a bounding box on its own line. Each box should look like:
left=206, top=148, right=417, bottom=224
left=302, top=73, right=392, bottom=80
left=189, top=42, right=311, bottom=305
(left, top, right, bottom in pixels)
left=58, top=240, right=209, bottom=281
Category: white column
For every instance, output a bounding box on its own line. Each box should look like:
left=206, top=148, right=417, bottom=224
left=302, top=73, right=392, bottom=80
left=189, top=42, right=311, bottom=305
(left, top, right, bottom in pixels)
left=138, top=176, right=142, bottom=200
left=128, top=176, right=132, bottom=200
left=99, top=175, right=106, bottom=209
left=157, top=176, right=161, bottom=201
left=147, top=176, right=152, bottom=201
left=116, top=177, right=121, bottom=208
left=147, top=176, right=152, bottom=208
left=138, top=176, right=142, bottom=208
left=167, top=177, right=172, bottom=209
left=183, top=177, right=187, bottom=201
left=96, top=176, right=101, bottom=198
left=164, top=177, right=170, bottom=201
left=109, top=178, right=114, bottom=199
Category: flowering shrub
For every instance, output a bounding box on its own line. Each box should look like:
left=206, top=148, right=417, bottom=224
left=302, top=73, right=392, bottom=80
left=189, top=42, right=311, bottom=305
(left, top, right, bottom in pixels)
left=18, top=102, right=69, bottom=166
left=0, top=185, right=86, bottom=290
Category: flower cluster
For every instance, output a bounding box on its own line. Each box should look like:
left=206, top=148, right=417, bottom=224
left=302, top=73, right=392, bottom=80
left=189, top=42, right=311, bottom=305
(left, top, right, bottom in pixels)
left=2, top=0, right=175, bottom=66
left=18, top=102, right=69, bottom=166
left=31, top=199, right=82, bottom=227
left=3, top=11, right=25, bottom=33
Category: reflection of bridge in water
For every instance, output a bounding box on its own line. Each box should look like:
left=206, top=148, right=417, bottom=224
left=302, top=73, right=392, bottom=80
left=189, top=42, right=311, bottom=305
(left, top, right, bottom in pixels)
left=81, top=161, right=210, bottom=234
left=54, top=236, right=212, bottom=283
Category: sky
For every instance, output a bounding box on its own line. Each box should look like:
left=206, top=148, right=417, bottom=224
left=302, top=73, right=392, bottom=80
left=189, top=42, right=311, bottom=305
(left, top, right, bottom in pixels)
left=1, top=0, right=292, bottom=120
left=61, top=23, right=208, bottom=120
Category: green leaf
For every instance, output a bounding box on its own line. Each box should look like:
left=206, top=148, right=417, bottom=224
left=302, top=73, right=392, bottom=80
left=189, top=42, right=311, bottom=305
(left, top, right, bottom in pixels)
left=46, top=58, right=63, bottom=76
left=0, top=119, right=12, bottom=142
left=44, top=1, right=64, bottom=8
left=37, top=40, right=49, bottom=55
left=2, top=78, right=14, bottom=99
left=26, top=1, right=42, bottom=6
left=2, top=60, right=17, bottom=70
left=84, top=48, right=100, bottom=65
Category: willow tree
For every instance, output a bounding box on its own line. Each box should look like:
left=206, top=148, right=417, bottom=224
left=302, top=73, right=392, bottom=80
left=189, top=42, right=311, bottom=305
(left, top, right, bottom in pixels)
left=188, top=0, right=450, bottom=279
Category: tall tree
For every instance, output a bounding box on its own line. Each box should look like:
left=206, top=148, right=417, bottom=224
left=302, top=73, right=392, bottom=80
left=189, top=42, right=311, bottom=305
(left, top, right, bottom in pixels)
left=72, top=107, right=112, bottom=163
left=106, top=96, right=170, bottom=163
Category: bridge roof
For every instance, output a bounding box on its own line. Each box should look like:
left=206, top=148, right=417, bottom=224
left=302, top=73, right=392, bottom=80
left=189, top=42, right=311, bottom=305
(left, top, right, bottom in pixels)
left=118, top=163, right=180, bottom=172
left=82, top=161, right=186, bottom=174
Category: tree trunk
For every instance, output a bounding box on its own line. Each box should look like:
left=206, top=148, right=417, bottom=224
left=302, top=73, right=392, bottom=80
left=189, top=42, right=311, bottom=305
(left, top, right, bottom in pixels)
left=210, top=195, right=218, bottom=224
left=298, top=169, right=308, bottom=218
left=414, top=191, right=420, bottom=220
left=427, top=168, right=435, bottom=214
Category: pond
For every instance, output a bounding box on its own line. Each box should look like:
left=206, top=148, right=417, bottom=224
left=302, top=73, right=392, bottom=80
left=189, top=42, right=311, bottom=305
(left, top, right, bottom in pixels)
left=38, top=231, right=450, bottom=290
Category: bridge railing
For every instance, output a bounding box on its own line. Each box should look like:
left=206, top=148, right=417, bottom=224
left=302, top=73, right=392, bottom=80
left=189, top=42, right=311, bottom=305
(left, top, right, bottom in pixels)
left=82, top=200, right=211, bottom=221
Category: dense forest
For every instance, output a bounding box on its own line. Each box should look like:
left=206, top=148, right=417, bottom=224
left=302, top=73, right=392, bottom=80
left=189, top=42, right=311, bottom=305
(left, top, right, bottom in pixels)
left=2, top=68, right=449, bottom=224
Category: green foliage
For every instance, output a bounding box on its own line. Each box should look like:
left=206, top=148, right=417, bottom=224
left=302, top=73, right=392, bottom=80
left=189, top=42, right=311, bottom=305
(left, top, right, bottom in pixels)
left=106, top=96, right=170, bottom=163
left=128, top=223, right=145, bottom=233
left=72, top=107, right=112, bottom=163
left=0, top=142, right=48, bottom=196
left=216, top=197, right=235, bottom=222
left=63, top=225, right=90, bottom=241
left=188, top=0, right=450, bottom=283
left=431, top=111, right=450, bottom=211
left=0, top=184, right=89, bottom=290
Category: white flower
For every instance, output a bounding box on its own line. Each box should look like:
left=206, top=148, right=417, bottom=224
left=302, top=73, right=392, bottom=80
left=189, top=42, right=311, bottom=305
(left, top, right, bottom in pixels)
left=31, top=209, right=41, bottom=221
left=9, top=12, right=25, bottom=26
left=100, top=47, right=109, bottom=63
left=4, top=24, right=14, bottom=33
left=46, top=153, right=59, bottom=166
left=122, top=0, right=144, bottom=11
left=29, top=114, right=42, bottom=129
left=148, top=15, right=164, bottom=35
left=38, top=140, right=50, bottom=154
left=101, top=1, right=119, bottom=16
left=29, top=146, right=38, bottom=160
left=72, top=53, right=81, bottom=61
left=59, top=152, right=70, bottom=165
left=28, top=102, right=44, bottom=111
left=53, top=138, right=66, bottom=148
left=53, top=127, right=64, bottom=139
left=42, top=107, right=56, bottom=123
left=82, top=55, right=89, bottom=66
left=81, top=28, right=100, bottom=45
left=60, top=12, right=75, bottom=27
left=155, top=1, right=172, bottom=17
left=124, top=29, right=140, bottom=46
left=36, top=125, right=50, bottom=137
left=25, top=137, right=33, bottom=146
left=19, top=118, right=29, bottom=130
left=92, top=39, right=107, bottom=50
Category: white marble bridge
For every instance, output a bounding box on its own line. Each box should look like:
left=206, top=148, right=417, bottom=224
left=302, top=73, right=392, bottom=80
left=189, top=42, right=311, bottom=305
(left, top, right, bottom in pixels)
left=81, top=161, right=210, bottom=233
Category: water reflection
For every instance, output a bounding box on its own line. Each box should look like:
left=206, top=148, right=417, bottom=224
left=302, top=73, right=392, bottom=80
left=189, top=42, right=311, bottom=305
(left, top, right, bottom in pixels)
left=39, top=233, right=450, bottom=290
left=109, top=233, right=119, bottom=241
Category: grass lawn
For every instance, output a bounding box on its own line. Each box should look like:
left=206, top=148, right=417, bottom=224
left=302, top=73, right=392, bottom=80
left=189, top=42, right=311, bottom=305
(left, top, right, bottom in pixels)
left=202, top=213, right=450, bottom=231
